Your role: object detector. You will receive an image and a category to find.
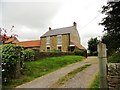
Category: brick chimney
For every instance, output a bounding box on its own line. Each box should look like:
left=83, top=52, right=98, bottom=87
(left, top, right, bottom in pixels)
left=73, top=22, right=77, bottom=26
left=49, top=27, right=51, bottom=31
left=73, top=22, right=77, bottom=29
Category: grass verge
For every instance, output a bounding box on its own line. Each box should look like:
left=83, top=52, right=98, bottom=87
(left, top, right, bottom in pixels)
left=3, top=55, right=84, bottom=88
left=89, top=72, right=100, bottom=89
left=50, top=64, right=91, bottom=88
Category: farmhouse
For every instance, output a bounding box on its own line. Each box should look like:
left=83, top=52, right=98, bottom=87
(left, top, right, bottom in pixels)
left=40, top=22, right=85, bottom=52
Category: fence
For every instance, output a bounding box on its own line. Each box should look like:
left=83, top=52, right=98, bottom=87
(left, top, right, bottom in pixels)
left=97, top=42, right=120, bottom=89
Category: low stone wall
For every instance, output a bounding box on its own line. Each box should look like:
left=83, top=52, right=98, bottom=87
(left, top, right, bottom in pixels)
left=107, top=63, right=120, bottom=90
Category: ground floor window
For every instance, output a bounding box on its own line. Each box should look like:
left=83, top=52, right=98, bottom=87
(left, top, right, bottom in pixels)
left=58, top=46, right=61, bottom=51
left=47, top=47, right=50, bottom=52
left=69, top=46, right=75, bottom=52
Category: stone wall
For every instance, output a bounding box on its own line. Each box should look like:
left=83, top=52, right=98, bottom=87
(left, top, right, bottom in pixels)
left=40, top=34, right=70, bottom=52
left=50, top=35, right=57, bottom=51
left=40, top=37, right=46, bottom=52
left=70, top=26, right=80, bottom=44
left=107, top=63, right=120, bottom=90
left=62, top=34, right=69, bottom=52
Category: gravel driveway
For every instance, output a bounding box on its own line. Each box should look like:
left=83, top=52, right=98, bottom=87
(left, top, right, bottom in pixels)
left=17, top=56, right=98, bottom=88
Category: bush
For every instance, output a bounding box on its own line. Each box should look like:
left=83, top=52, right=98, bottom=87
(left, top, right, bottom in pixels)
left=24, top=49, right=35, bottom=61
left=0, top=44, right=24, bottom=83
left=108, top=52, right=120, bottom=63
left=33, top=50, right=74, bottom=60
left=73, top=49, right=87, bottom=58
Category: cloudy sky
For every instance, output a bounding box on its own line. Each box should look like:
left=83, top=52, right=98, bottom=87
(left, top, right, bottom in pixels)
left=0, top=0, right=108, bottom=48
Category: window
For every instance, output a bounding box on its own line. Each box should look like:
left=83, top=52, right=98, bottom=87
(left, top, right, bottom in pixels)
left=47, top=47, right=50, bottom=52
left=46, top=36, right=50, bottom=44
left=58, top=46, right=61, bottom=51
left=57, top=35, right=62, bottom=44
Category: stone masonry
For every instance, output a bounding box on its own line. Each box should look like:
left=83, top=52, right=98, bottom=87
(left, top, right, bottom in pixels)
left=107, top=63, right=120, bottom=90
left=50, top=35, right=57, bottom=51
left=62, top=34, right=69, bottom=52
left=40, top=37, right=46, bottom=52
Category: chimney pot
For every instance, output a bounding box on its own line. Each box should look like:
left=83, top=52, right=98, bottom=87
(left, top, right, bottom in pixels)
left=73, top=22, right=77, bottom=26
left=49, top=27, right=51, bottom=31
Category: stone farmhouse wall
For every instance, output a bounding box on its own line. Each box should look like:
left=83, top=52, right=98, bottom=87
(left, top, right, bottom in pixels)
left=40, top=34, right=70, bottom=52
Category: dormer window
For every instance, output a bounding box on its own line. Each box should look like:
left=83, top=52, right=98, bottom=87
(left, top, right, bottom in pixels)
left=46, top=36, right=50, bottom=44
left=57, top=35, right=62, bottom=44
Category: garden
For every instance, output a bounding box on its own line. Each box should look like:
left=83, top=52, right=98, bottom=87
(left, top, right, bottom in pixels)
left=0, top=44, right=85, bottom=88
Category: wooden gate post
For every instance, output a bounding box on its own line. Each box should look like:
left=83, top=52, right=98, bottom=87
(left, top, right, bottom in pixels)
left=97, top=42, right=108, bottom=88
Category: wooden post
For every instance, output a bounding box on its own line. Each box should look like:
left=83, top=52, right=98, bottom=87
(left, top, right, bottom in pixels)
left=97, top=42, right=108, bottom=88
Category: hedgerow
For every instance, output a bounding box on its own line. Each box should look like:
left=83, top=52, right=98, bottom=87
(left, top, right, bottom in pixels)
left=0, top=44, right=24, bottom=83
left=24, top=49, right=35, bottom=61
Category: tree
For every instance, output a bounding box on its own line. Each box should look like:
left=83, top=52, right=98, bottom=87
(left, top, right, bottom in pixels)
left=0, top=26, right=18, bottom=43
left=100, top=1, right=120, bottom=53
left=88, top=37, right=99, bottom=56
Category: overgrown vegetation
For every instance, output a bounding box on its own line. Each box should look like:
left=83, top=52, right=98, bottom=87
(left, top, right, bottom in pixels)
left=89, top=73, right=100, bottom=89
left=108, top=52, right=120, bottom=63
left=73, top=49, right=87, bottom=58
left=0, top=44, right=24, bottom=83
left=51, top=64, right=91, bottom=88
left=3, top=55, right=84, bottom=88
left=24, top=49, right=35, bottom=61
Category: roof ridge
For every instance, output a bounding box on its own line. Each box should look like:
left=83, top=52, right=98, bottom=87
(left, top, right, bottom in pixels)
left=51, top=26, right=74, bottom=31
left=19, top=40, right=40, bottom=42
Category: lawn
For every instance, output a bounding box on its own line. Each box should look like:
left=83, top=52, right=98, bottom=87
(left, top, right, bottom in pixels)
left=3, top=55, right=84, bottom=88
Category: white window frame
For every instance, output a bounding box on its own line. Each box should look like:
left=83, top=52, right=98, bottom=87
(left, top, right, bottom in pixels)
left=57, top=35, right=62, bottom=45
left=46, top=36, right=50, bottom=45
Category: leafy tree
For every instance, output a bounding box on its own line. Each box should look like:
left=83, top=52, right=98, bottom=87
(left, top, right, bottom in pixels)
left=88, top=37, right=99, bottom=56
left=100, top=1, right=120, bottom=53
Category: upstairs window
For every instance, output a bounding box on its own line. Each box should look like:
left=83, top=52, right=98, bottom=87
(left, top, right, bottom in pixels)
left=57, top=35, right=62, bottom=44
left=46, top=36, right=50, bottom=44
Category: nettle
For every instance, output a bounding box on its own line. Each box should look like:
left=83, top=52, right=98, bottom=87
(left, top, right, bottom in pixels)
left=1, top=44, right=24, bottom=83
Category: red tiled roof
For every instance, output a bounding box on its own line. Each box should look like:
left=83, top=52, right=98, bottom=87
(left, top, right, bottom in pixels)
left=0, top=35, right=19, bottom=43
left=18, top=40, right=40, bottom=48
left=70, top=40, right=86, bottom=50
left=5, top=37, right=16, bottom=43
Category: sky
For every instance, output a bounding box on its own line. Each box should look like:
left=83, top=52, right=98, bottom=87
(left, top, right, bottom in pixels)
left=0, top=0, right=108, bottom=49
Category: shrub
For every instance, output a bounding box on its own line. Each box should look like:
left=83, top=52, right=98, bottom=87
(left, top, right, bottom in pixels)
left=24, top=49, right=35, bottom=61
left=1, top=44, right=24, bottom=83
left=108, top=52, right=120, bottom=63
left=73, top=49, right=87, bottom=58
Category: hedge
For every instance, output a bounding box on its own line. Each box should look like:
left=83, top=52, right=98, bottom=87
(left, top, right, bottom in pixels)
left=24, top=49, right=35, bottom=61
left=33, top=49, right=74, bottom=60
left=0, top=44, right=24, bottom=83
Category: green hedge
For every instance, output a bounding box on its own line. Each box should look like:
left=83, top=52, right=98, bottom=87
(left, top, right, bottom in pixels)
left=73, top=49, right=87, bottom=58
left=24, top=49, right=35, bottom=61
left=1, top=44, right=24, bottom=83
left=108, top=52, right=120, bottom=63
left=33, top=49, right=74, bottom=60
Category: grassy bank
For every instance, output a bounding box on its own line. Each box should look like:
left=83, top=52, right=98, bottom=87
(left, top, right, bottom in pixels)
left=89, top=73, right=100, bottom=89
left=3, top=55, right=84, bottom=88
